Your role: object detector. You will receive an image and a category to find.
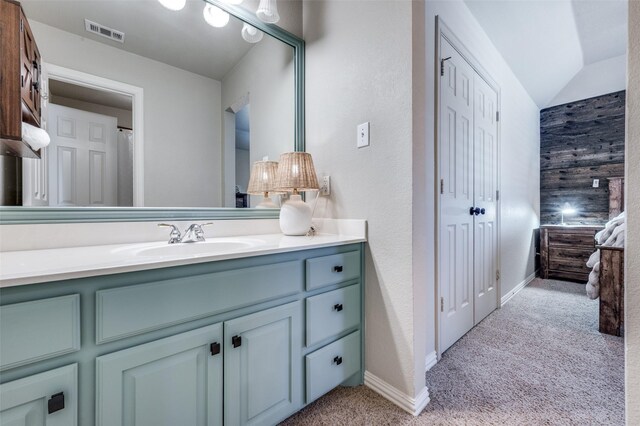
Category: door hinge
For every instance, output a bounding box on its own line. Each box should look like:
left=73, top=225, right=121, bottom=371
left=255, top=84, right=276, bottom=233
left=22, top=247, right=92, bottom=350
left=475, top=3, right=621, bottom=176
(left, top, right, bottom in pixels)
left=440, top=297, right=444, bottom=312
left=496, top=270, right=500, bottom=281
left=20, top=19, right=24, bottom=33
left=48, top=392, right=65, bottom=414
left=232, top=335, right=242, bottom=348
left=440, top=179, right=444, bottom=194
left=496, top=111, right=500, bottom=122
left=440, top=56, right=451, bottom=77
left=210, top=341, right=220, bottom=356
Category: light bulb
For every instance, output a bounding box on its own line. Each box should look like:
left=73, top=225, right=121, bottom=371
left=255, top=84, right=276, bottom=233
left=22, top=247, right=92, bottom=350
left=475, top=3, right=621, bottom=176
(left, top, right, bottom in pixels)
left=241, top=23, right=264, bottom=43
left=158, top=0, right=186, bottom=11
left=203, top=3, right=230, bottom=28
left=256, top=0, right=279, bottom=24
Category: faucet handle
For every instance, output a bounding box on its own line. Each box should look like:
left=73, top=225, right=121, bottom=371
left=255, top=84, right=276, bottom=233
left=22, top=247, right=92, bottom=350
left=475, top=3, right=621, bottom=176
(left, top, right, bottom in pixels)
left=158, top=223, right=182, bottom=244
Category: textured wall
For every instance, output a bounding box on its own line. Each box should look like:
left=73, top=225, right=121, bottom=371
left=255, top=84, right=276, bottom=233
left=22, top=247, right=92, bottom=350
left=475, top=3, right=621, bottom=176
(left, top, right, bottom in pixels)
left=625, top=0, right=640, bottom=423
left=540, top=91, right=626, bottom=225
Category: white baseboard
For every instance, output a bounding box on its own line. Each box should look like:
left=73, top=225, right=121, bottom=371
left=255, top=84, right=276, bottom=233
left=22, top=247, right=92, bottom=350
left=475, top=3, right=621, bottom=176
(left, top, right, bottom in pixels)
left=364, top=370, right=430, bottom=416
left=425, top=351, right=438, bottom=372
left=501, top=270, right=538, bottom=306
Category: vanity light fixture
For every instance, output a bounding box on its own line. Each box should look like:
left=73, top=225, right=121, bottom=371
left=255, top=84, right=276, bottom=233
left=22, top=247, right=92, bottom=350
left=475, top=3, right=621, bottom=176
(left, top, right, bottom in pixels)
left=158, top=0, right=186, bottom=11
left=256, top=0, right=280, bottom=24
left=241, top=23, right=264, bottom=43
left=247, top=160, right=282, bottom=208
left=560, top=202, right=577, bottom=225
left=275, top=152, right=319, bottom=235
left=203, top=3, right=230, bottom=28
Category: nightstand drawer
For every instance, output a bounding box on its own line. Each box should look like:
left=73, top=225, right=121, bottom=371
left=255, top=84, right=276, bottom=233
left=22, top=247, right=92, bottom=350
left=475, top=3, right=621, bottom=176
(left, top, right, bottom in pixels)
left=548, top=232, right=595, bottom=247
left=305, top=331, right=360, bottom=403
left=0, top=295, right=80, bottom=371
left=306, top=251, right=360, bottom=291
left=306, top=284, right=360, bottom=347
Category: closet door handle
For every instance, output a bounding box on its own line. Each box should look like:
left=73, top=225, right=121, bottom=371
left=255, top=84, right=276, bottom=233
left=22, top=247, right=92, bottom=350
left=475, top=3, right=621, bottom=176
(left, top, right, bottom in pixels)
left=469, top=207, right=480, bottom=216
left=480, top=208, right=486, bottom=215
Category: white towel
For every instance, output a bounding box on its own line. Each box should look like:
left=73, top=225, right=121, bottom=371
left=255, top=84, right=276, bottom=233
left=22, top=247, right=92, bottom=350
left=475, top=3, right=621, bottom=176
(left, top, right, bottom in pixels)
left=21, top=122, right=50, bottom=151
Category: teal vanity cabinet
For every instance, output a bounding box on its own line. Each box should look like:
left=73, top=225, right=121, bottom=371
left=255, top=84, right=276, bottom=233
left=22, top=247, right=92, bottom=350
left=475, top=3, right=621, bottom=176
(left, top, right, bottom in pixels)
left=0, top=243, right=364, bottom=425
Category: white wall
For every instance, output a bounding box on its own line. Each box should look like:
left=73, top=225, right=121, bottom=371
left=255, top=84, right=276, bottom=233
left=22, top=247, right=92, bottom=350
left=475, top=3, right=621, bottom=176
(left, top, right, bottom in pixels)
left=29, top=21, right=223, bottom=207
left=548, top=54, right=627, bottom=107
left=221, top=36, right=295, bottom=207
left=625, top=1, right=640, bottom=423
left=304, top=0, right=426, bottom=402
left=426, top=1, right=540, bottom=317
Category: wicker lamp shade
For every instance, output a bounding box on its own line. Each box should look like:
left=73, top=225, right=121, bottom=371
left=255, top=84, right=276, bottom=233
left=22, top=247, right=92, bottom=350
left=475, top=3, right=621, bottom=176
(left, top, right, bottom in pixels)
left=275, top=152, right=319, bottom=193
left=247, top=161, right=281, bottom=195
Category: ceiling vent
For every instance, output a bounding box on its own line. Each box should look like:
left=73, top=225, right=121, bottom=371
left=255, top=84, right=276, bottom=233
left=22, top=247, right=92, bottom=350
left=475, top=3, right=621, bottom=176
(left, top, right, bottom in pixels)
left=84, top=19, right=125, bottom=43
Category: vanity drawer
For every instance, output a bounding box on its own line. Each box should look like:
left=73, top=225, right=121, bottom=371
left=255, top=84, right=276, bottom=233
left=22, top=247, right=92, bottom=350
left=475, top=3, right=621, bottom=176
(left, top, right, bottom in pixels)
left=548, top=232, right=596, bottom=247
left=305, top=330, right=361, bottom=403
left=306, top=284, right=360, bottom=347
left=96, top=261, right=302, bottom=343
left=306, top=251, right=360, bottom=291
left=0, top=295, right=80, bottom=371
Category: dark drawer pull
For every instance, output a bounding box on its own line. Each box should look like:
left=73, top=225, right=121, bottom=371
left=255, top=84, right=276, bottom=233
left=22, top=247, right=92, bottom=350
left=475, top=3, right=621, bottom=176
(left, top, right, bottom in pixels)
left=48, top=392, right=65, bottom=414
left=232, top=335, right=242, bottom=348
left=333, top=303, right=343, bottom=312
left=210, top=341, right=221, bottom=356
left=333, top=356, right=343, bottom=365
left=333, top=265, right=343, bottom=273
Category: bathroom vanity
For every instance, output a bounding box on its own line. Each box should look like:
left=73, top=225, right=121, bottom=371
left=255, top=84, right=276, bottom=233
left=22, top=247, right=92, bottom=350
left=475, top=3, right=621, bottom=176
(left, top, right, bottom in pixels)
left=0, top=234, right=365, bottom=425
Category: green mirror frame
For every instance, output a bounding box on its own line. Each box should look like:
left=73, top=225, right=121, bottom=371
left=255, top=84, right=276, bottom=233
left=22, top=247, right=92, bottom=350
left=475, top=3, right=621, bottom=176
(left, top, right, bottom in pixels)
left=0, top=0, right=304, bottom=224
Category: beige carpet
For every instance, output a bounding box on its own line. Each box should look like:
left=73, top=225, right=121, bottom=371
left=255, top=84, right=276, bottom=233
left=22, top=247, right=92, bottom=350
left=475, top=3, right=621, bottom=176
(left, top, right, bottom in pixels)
left=281, top=279, right=625, bottom=425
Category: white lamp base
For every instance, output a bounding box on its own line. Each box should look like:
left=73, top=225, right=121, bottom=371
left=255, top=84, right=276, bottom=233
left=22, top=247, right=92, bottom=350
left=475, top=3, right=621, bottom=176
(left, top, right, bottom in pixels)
left=255, top=196, right=278, bottom=209
left=279, top=194, right=312, bottom=236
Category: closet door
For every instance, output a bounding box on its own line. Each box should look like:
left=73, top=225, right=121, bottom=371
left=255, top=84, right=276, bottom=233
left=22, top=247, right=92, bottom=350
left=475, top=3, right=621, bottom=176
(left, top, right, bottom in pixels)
left=473, top=76, right=499, bottom=324
left=438, top=37, right=475, bottom=353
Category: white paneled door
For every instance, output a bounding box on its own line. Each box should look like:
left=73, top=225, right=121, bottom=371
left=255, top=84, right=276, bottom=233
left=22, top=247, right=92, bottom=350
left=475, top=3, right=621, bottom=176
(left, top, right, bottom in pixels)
left=48, top=104, right=117, bottom=206
left=439, top=36, right=499, bottom=353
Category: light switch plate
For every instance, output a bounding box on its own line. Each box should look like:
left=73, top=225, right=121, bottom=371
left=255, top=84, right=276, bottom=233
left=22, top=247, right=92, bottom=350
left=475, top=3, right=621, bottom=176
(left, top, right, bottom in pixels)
left=320, top=176, right=331, bottom=196
left=593, top=179, right=600, bottom=188
left=357, top=122, right=370, bottom=148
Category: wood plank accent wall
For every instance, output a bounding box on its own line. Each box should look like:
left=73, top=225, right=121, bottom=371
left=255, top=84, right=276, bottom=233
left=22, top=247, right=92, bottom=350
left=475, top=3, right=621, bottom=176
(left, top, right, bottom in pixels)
left=540, top=91, right=626, bottom=225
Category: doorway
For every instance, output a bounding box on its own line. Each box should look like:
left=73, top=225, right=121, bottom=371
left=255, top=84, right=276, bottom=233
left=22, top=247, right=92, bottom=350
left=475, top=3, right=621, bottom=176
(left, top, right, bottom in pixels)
left=436, top=21, right=501, bottom=354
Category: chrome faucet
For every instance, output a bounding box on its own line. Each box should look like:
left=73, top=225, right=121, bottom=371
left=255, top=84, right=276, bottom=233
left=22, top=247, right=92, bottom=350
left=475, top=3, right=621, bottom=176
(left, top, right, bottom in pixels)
left=158, top=223, right=213, bottom=244
left=181, top=223, right=213, bottom=243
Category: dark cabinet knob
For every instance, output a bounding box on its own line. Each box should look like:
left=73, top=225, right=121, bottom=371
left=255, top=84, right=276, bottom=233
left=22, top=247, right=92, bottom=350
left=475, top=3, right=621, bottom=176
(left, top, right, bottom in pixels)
left=48, top=392, right=65, bottom=414
left=333, top=265, right=343, bottom=273
left=232, top=335, right=242, bottom=348
left=333, top=303, right=343, bottom=312
left=333, top=356, right=343, bottom=365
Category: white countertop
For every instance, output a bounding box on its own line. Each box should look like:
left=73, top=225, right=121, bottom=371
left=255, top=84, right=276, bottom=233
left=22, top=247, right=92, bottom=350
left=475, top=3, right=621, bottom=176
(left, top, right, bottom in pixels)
left=0, top=232, right=366, bottom=288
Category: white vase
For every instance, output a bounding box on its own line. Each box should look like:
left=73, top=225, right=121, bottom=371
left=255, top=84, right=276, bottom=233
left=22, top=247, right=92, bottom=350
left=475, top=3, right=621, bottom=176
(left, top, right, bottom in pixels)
left=279, top=194, right=311, bottom=235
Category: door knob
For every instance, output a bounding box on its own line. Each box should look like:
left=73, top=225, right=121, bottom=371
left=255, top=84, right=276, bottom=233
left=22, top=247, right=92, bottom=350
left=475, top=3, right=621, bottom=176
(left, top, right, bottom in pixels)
left=469, top=207, right=480, bottom=216
left=480, top=208, right=486, bottom=215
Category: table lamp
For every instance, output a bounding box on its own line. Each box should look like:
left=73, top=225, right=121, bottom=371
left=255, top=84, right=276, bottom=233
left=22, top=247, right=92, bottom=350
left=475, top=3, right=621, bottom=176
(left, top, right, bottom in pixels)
left=274, top=152, right=319, bottom=235
left=247, top=160, right=281, bottom=209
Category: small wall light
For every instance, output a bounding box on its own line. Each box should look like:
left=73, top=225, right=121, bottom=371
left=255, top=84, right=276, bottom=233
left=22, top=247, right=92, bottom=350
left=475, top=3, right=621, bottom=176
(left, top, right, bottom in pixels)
left=560, top=203, right=577, bottom=225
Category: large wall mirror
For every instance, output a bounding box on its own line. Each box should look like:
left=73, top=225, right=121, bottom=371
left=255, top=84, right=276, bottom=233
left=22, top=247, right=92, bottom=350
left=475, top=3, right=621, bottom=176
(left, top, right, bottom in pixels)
left=0, top=0, right=303, bottom=223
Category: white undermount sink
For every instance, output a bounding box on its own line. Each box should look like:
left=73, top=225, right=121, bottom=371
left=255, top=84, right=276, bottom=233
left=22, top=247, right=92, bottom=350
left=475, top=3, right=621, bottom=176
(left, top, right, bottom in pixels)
left=129, top=239, right=262, bottom=257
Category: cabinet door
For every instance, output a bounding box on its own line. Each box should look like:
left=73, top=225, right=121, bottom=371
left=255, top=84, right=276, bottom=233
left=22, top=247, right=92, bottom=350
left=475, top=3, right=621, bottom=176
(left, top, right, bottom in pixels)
left=224, top=302, right=302, bottom=426
left=0, top=364, right=78, bottom=426
left=96, top=323, right=223, bottom=426
left=19, top=10, right=41, bottom=125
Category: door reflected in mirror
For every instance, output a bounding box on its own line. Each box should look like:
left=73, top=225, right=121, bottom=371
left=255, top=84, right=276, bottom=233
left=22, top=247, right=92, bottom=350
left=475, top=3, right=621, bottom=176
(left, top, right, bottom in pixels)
left=4, top=0, right=295, bottom=208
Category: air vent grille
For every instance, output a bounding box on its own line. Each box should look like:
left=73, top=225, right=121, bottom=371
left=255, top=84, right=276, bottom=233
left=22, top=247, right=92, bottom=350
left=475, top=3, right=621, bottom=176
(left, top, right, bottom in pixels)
left=84, top=19, right=125, bottom=43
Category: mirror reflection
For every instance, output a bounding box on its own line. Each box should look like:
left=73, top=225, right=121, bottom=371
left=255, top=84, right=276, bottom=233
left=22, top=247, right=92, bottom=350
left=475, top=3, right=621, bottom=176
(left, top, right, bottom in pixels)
left=0, top=0, right=294, bottom=208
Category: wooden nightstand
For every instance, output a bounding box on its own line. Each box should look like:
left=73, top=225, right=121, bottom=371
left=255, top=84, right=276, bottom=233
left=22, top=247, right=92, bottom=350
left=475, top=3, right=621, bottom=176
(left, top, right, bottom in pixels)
left=540, top=225, right=602, bottom=282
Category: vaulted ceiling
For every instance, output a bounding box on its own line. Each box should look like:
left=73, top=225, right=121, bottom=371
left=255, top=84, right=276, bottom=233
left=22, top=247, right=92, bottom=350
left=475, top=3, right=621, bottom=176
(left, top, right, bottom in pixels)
left=464, top=0, right=628, bottom=108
